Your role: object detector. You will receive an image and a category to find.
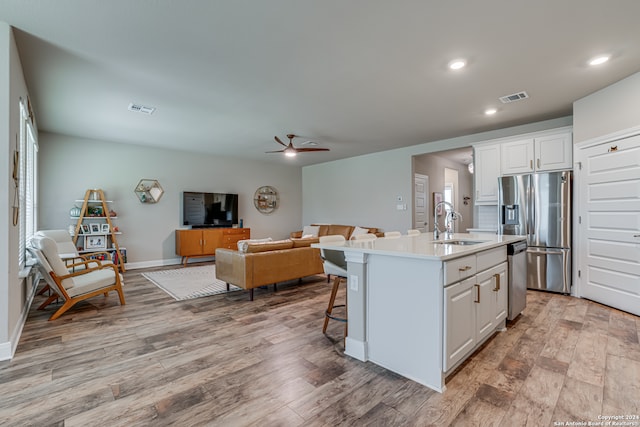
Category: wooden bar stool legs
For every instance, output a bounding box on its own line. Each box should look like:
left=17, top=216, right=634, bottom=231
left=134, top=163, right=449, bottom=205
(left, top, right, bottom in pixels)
left=323, top=275, right=347, bottom=337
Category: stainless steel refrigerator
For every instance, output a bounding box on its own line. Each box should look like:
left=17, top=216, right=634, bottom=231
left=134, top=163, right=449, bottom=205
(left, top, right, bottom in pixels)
left=498, top=171, right=572, bottom=294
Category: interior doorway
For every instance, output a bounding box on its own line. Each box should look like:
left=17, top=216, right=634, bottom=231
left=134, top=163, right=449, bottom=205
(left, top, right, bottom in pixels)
left=413, top=174, right=429, bottom=233
left=413, top=148, right=473, bottom=233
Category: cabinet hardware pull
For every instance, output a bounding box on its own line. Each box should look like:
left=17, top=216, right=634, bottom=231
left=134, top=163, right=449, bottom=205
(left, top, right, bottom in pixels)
left=634, top=234, right=640, bottom=238
left=474, top=284, right=480, bottom=303
left=530, top=160, right=533, bottom=169
left=609, top=145, right=618, bottom=152
left=537, top=158, right=540, bottom=168
left=493, top=273, right=500, bottom=291
left=459, top=265, right=472, bottom=272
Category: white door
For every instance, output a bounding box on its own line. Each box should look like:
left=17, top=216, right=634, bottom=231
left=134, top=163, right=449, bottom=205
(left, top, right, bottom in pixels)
left=577, top=133, right=640, bottom=316
left=414, top=174, right=429, bottom=233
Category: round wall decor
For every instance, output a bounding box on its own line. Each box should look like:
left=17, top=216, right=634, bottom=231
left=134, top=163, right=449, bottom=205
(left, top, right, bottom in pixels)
left=254, top=186, right=278, bottom=214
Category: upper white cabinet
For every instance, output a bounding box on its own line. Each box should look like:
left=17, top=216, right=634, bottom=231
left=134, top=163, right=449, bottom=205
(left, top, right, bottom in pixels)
left=474, top=143, right=501, bottom=204
left=501, top=131, right=573, bottom=175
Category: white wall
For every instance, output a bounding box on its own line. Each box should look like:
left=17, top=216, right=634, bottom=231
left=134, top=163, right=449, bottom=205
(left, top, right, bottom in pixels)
left=573, top=72, right=640, bottom=143
left=302, top=116, right=573, bottom=233
left=1, top=23, right=34, bottom=360
left=38, top=133, right=303, bottom=268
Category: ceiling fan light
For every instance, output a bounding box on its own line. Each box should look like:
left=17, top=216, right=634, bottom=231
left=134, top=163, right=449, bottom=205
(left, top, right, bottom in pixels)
left=284, top=149, right=297, bottom=157
left=589, top=55, right=610, bottom=66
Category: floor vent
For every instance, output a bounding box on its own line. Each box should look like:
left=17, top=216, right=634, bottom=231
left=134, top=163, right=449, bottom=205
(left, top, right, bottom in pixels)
left=128, top=103, right=156, bottom=115
left=499, top=91, right=529, bottom=104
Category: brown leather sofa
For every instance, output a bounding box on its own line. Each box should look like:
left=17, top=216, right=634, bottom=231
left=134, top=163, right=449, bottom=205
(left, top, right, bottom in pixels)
left=215, top=238, right=323, bottom=300
left=215, top=224, right=382, bottom=300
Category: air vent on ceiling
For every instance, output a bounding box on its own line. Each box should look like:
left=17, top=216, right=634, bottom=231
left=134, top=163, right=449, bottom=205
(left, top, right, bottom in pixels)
left=128, top=103, right=156, bottom=115
left=499, top=91, right=529, bottom=104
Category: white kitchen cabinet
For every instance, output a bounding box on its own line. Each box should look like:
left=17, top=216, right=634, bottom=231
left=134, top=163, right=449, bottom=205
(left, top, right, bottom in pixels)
left=474, top=143, right=501, bottom=204
left=443, top=247, right=508, bottom=372
left=443, top=277, right=476, bottom=371
left=535, top=132, right=573, bottom=171
left=500, top=138, right=534, bottom=175
left=501, top=131, right=572, bottom=175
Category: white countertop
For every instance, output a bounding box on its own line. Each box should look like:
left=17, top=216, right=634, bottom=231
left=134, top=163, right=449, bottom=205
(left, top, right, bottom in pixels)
left=313, top=232, right=526, bottom=261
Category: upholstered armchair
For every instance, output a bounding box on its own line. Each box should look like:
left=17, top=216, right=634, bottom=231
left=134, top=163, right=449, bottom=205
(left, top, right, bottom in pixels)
left=30, top=234, right=125, bottom=320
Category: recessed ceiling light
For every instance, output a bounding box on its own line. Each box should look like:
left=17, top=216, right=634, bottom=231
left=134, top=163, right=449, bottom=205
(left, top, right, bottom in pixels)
left=485, top=108, right=497, bottom=116
left=589, top=55, right=610, bottom=66
left=448, top=59, right=466, bottom=70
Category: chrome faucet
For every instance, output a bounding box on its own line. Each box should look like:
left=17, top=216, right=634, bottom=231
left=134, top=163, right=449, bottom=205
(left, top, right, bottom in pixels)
left=434, top=201, right=462, bottom=239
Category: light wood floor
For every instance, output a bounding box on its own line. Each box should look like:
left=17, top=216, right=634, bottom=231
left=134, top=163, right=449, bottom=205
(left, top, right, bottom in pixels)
left=2, top=264, right=639, bottom=426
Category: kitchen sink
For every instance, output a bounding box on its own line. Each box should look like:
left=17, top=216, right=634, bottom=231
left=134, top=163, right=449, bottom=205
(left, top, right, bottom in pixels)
left=433, top=240, right=487, bottom=246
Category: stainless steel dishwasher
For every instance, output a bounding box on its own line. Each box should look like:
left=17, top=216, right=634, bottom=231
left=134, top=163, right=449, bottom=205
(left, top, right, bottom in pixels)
left=507, top=240, right=527, bottom=320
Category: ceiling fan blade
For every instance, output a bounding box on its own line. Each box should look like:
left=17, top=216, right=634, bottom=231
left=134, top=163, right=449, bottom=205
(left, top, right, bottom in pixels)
left=274, top=136, right=288, bottom=147
left=295, top=148, right=330, bottom=152
left=265, top=149, right=286, bottom=153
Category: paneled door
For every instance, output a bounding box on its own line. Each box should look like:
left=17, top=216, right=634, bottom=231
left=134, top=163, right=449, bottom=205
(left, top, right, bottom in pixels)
left=576, top=133, right=640, bottom=316
left=414, top=174, right=429, bottom=233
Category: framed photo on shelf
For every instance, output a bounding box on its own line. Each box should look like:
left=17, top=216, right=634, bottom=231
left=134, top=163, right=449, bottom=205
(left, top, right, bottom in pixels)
left=90, top=223, right=101, bottom=234
left=101, top=223, right=110, bottom=233
left=81, top=224, right=90, bottom=234
left=433, top=192, right=444, bottom=215
left=86, top=235, right=107, bottom=250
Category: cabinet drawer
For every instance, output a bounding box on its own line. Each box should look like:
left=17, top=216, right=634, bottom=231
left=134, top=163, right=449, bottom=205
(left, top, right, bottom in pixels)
left=224, top=235, right=245, bottom=243
left=444, top=255, right=477, bottom=286
left=223, top=228, right=250, bottom=236
left=476, top=246, right=507, bottom=272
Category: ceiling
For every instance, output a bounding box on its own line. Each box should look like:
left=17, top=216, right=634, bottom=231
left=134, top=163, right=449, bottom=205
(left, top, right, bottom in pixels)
left=3, top=1, right=640, bottom=166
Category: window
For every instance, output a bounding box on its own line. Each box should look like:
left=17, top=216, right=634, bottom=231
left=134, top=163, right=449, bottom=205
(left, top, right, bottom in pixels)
left=18, top=99, right=38, bottom=269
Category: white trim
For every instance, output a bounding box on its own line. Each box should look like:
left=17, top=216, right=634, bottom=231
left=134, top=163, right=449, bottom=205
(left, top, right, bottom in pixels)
left=1, top=271, right=39, bottom=361
left=0, top=342, right=11, bottom=361
left=124, top=257, right=184, bottom=270
left=344, top=337, right=367, bottom=361
left=471, top=125, right=573, bottom=148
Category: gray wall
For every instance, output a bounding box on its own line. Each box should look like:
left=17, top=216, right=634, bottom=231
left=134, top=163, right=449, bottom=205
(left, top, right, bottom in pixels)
left=302, top=116, right=573, bottom=233
left=1, top=23, right=33, bottom=359
left=38, top=133, right=303, bottom=268
left=573, top=72, right=640, bottom=143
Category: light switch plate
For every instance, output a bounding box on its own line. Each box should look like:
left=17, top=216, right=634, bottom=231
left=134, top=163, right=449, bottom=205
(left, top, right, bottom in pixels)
left=350, top=275, right=359, bottom=291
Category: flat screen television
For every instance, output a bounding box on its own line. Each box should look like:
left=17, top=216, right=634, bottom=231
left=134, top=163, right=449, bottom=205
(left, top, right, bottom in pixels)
left=183, top=191, right=239, bottom=228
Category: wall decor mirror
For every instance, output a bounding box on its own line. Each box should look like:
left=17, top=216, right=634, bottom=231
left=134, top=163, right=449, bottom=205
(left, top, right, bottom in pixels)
left=254, top=186, right=278, bottom=214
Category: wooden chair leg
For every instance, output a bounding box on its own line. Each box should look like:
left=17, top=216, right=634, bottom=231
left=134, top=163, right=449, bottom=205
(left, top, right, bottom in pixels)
left=249, top=288, right=254, bottom=301
left=38, top=294, right=59, bottom=310
left=323, top=276, right=342, bottom=334
left=274, top=283, right=278, bottom=292
left=226, top=283, right=230, bottom=291
left=37, top=284, right=51, bottom=296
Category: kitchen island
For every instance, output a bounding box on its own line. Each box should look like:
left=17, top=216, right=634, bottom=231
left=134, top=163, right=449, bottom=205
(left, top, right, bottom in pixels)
left=313, top=232, right=526, bottom=392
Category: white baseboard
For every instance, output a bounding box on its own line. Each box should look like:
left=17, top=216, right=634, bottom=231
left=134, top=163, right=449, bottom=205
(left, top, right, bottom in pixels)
left=345, top=337, right=368, bottom=362
left=125, top=256, right=216, bottom=270
left=0, top=341, right=11, bottom=361
left=1, top=270, right=39, bottom=361
left=124, top=257, right=183, bottom=270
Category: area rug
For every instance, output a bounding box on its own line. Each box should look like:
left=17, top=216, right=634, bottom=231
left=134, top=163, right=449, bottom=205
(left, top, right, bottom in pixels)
left=142, top=264, right=241, bottom=301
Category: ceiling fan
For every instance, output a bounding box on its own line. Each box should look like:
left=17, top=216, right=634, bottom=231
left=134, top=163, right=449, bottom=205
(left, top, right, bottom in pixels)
left=266, top=134, right=329, bottom=157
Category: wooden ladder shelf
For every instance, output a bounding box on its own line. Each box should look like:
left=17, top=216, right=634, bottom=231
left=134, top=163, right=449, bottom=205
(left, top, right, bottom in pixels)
left=72, top=189, right=125, bottom=272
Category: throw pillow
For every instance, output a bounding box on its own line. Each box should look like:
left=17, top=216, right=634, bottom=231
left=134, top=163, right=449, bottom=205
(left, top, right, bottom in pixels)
left=237, top=237, right=272, bottom=252
left=350, top=226, right=369, bottom=239
left=301, top=225, right=320, bottom=238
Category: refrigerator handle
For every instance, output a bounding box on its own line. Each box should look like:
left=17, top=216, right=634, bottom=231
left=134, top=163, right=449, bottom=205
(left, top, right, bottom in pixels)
left=527, top=181, right=534, bottom=235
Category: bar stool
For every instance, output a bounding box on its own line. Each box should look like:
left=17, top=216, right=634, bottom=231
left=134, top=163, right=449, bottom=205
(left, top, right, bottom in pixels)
left=384, top=231, right=402, bottom=238
left=319, top=235, right=348, bottom=338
